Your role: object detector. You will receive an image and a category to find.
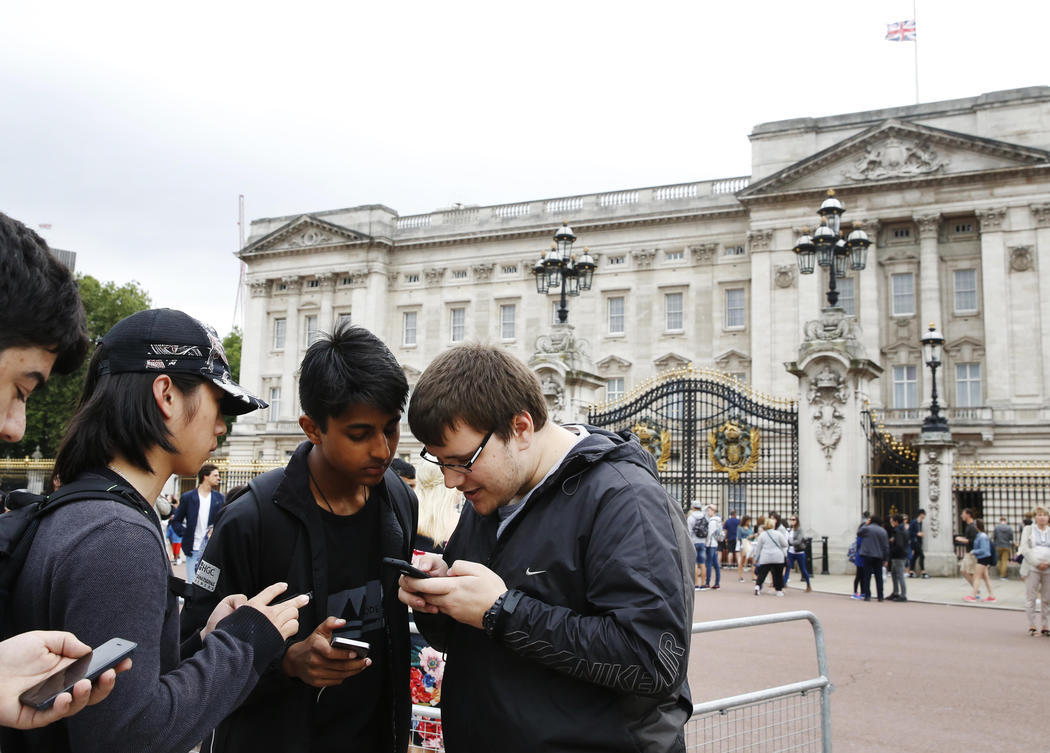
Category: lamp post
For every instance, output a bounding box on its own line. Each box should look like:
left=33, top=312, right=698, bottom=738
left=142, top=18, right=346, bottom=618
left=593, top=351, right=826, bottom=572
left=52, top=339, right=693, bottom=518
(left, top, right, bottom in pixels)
left=533, top=222, right=596, bottom=324
left=793, top=190, right=871, bottom=308
left=920, top=322, right=949, bottom=434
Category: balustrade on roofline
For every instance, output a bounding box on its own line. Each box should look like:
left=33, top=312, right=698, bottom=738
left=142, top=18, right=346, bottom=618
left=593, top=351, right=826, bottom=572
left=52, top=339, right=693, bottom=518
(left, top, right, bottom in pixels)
left=393, top=176, right=750, bottom=231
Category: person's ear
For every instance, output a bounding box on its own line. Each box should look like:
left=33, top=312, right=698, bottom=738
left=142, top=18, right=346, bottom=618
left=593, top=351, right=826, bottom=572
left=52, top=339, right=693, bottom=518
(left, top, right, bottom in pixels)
left=510, top=411, right=534, bottom=449
left=153, top=375, right=177, bottom=420
left=299, top=414, right=323, bottom=445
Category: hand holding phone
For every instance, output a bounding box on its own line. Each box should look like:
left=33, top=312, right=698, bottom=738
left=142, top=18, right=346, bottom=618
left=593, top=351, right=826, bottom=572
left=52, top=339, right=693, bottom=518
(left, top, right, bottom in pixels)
left=382, top=556, right=432, bottom=580
left=18, top=638, right=137, bottom=711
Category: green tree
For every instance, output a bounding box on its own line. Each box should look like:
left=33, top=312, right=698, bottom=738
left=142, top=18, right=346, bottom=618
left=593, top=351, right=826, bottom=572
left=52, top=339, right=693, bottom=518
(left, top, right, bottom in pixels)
left=218, top=327, right=242, bottom=446
left=3, top=275, right=151, bottom=458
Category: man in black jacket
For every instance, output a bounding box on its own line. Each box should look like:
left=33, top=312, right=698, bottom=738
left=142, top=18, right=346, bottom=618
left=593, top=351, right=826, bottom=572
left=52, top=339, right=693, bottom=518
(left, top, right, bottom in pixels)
left=181, top=324, right=417, bottom=753
left=399, top=345, right=694, bottom=753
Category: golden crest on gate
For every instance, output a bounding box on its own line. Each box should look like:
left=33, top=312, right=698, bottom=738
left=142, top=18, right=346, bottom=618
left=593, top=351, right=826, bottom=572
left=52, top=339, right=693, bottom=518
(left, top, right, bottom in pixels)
left=632, top=420, right=672, bottom=472
left=707, top=419, right=760, bottom=481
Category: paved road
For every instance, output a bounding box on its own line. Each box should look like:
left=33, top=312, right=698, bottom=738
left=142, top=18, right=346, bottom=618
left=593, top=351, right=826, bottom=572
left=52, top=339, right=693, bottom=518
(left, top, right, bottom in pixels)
left=687, top=571, right=1042, bottom=753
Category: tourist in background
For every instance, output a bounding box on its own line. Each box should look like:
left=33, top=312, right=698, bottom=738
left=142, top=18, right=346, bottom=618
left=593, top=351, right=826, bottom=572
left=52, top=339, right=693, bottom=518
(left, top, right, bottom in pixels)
left=1019, top=506, right=1050, bottom=636
left=752, top=518, right=788, bottom=597
left=965, top=519, right=996, bottom=603
left=784, top=515, right=812, bottom=592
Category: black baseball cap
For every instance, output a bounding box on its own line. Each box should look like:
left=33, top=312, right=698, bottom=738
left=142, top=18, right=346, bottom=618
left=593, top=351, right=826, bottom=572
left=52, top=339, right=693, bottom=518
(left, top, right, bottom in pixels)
left=98, top=308, right=266, bottom=416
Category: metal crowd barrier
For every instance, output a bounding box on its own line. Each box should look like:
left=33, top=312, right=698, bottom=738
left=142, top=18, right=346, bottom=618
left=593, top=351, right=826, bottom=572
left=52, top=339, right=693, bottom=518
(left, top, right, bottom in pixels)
left=686, top=611, right=831, bottom=753
left=409, top=610, right=831, bottom=753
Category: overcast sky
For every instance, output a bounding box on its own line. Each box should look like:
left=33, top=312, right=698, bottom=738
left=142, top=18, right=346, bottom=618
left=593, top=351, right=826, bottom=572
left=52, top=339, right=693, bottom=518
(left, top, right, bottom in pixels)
left=2, top=0, right=1046, bottom=337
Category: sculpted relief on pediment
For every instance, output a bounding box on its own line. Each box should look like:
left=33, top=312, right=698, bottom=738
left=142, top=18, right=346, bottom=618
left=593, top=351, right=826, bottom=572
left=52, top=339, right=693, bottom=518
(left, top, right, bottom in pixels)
left=842, top=136, right=948, bottom=181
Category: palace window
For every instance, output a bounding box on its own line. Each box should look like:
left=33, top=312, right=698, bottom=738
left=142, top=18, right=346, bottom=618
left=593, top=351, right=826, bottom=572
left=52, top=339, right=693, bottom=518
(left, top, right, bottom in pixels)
left=837, top=277, right=855, bottom=316
left=891, top=273, right=915, bottom=316
left=450, top=307, right=465, bottom=342
left=403, top=311, right=418, bottom=346
left=303, top=315, right=318, bottom=348
left=725, top=288, right=746, bottom=329
left=268, top=386, right=281, bottom=422
left=608, top=255, right=626, bottom=265
left=306, top=279, right=320, bottom=289
left=665, top=250, right=684, bottom=262
left=272, top=318, right=286, bottom=350
left=665, top=292, right=684, bottom=332
left=954, top=268, right=978, bottom=314
left=499, top=303, right=516, bottom=340
left=955, top=362, right=982, bottom=408
left=405, top=273, right=420, bottom=284
left=336, top=312, right=352, bottom=329
left=452, top=270, right=468, bottom=280
left=608, top=296, right=625, bottom=335
left=606, top=377, right=625, bottom=401
left=501, top=264, right=518, bottom=275
left=724, top=244, right=745, bottom=256
left=892, top=365, right=918, bottom=409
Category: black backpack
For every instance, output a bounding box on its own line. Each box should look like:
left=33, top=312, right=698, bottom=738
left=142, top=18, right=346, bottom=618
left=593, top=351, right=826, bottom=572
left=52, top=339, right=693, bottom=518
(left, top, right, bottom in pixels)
left=692, top=514, right=709, bottom=540
left=0, top=479, right=145, bottom=638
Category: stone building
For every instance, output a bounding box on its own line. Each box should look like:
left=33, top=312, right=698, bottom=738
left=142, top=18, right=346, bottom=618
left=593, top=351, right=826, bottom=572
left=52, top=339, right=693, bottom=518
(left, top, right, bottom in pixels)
left=230, top=86, right=1050, bottom=488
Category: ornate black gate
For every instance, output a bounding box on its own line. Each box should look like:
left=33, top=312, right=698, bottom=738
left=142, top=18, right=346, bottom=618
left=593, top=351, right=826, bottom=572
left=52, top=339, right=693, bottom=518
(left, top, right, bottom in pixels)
left=587, top=367, right=798, bottom=517
left=861, top=407, right=919, bottom=520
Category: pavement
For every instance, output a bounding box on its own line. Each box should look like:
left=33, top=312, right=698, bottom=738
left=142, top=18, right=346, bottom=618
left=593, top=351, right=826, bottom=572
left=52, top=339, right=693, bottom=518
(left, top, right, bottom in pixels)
left=777, top=567, right=1026, bottom=610
left=688, top=567, right=1043, bottom=753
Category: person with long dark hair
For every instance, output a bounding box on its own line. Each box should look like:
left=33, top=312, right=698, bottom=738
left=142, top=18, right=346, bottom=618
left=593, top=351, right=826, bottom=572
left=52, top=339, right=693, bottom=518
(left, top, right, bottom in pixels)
left=5, top=309, right=306, bottom=753
left=784, top=514, right=812, bottom=592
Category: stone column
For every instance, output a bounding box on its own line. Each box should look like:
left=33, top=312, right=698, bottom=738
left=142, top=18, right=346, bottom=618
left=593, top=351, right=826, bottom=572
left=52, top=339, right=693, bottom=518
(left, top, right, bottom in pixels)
left=280, top=276, right=302, bottom=422
left=787, top=309, right=882, bottom=573
left=228, top=277, right=272, bottom=458
left=1030, top=204, right=1050, bottom=400
left=748, top=228, right=774, bottom=392
left=318, top=273, right=336, bottom=332
left=914, top=213, right=942, bottom=409
left=977, top=207, right=1009, bottom=407
left=912, top=435, right=958, bottom=576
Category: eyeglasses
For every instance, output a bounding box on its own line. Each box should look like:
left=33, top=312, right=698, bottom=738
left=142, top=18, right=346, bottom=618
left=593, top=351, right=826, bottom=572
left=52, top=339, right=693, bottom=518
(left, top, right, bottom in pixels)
left=419, top=431, right=493, bottom=474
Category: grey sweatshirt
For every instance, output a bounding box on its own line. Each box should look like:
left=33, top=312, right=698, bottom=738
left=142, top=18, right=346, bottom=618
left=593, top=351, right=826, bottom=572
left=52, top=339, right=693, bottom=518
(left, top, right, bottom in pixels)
left=9, top=478, right=285, bottom=753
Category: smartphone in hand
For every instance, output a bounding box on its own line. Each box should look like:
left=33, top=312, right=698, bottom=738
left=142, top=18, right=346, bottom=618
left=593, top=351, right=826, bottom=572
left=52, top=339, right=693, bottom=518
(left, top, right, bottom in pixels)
left=19, top=637, right=137, bottom=710
left=330, top=636, right=370, bottom=658
left=382, top=556, right=432, bottom=580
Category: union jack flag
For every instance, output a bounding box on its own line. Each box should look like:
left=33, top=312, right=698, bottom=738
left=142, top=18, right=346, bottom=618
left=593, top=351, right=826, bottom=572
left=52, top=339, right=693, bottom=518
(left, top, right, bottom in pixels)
left=886, top=19, right=916, bottom=42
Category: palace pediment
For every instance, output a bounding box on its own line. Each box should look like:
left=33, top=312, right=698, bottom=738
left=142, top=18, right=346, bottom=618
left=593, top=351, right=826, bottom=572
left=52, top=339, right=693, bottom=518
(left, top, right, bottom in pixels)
left=241, top=215, right=373, bottom=256
left=740, top=120, right=1050, bottom=200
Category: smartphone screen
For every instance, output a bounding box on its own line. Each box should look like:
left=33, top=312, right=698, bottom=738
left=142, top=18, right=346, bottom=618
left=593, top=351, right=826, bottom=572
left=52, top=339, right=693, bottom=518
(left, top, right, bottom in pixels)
left=381, top=556, right=432, bottom=579
left=19, top=637, right=137, bottom=710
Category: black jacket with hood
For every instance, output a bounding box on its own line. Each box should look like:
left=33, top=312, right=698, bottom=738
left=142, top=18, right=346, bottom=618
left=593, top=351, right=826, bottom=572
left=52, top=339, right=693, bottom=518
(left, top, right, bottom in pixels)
left=180, top=441, right=417, bottom=753
left=415, top=426, right=695, bottom=753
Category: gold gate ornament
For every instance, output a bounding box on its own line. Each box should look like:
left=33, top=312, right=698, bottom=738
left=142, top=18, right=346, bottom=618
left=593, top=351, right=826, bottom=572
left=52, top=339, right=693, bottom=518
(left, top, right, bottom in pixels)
left=707, top=420, right=761, bottom=481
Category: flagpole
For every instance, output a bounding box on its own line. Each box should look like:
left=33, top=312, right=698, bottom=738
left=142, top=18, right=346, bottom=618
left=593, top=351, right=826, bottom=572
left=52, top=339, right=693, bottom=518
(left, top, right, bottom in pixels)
left=913, top=0, right=919, bottom=103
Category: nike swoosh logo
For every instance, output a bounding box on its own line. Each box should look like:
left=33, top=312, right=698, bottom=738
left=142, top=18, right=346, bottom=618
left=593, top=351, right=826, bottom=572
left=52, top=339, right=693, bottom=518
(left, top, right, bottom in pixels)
left=525, top=568, right=547, bottom=576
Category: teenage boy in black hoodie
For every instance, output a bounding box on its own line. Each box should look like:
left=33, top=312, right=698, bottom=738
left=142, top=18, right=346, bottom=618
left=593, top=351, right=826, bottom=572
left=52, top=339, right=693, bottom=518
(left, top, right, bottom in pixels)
left=181, top=324, right=416, bottom=753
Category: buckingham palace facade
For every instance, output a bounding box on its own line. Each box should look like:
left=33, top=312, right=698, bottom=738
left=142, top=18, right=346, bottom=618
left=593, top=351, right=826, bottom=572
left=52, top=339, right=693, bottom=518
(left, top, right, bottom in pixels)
left=227, top=86, right=1050, bottom=469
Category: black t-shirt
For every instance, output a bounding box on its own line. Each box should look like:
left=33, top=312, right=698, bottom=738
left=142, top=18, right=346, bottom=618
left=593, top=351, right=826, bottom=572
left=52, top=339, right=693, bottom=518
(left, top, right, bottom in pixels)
left=312, top=486, right=389, bottom=753
left=964, top=522, right=977, bottom=551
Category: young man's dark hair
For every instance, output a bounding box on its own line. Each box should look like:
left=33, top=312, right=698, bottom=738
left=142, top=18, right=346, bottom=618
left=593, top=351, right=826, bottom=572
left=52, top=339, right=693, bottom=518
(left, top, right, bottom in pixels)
left=407, top=343, right=547, bottom=445
left=181, top=323, right=417, bottom=753
left=0, top=212, right=88, bottom=375
left=298, top=323, right=408, bottom=429
left=198, top=463, right=219, bottom=484
left=389, top=457, right=415, bottom=480
left=891, top=513, right=903, bottom=525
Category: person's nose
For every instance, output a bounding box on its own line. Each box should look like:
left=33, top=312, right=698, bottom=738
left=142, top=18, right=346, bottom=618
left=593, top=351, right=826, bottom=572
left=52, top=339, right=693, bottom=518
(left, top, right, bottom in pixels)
left=0, top=401, right=27, bottom=443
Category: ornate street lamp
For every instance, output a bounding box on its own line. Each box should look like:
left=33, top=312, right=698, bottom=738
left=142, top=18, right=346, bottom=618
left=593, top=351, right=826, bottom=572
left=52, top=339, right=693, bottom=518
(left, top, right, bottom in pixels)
left=533, top=222, right=596, bottom=324
left=793, top=190, right=871, bottom=308
left=920, top=323, right=949, bottom=433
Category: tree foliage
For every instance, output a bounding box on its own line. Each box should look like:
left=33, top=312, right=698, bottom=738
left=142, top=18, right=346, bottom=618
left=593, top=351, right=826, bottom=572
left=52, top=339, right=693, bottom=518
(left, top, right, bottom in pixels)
left=2, top=275, right=151, bottom=458
left=218, top=327, right=242, bottom=446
